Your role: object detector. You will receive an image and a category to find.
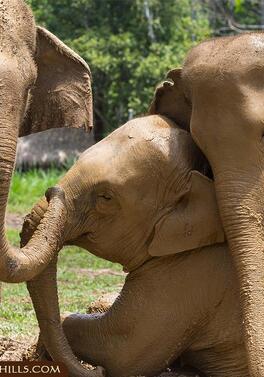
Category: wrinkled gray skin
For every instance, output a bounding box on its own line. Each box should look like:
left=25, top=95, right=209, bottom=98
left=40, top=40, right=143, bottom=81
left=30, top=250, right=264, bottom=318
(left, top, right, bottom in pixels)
left=22, top=115, right=247, bottom=377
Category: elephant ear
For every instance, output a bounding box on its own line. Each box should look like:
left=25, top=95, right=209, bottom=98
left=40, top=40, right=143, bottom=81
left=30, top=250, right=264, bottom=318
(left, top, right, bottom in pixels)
left=148, top=171, right=225, bottom=256
left=21, top=26, right=93, bottom=137
left=149, top=68, right=191, bottom=131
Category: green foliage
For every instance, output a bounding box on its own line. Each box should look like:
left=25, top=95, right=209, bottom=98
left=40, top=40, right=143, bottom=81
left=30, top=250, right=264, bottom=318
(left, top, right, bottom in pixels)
left=26, top=0, right=211, bottom=136
left=231, top=0, right=261, bottom=25
left=234, top=0, right=245, bottom=13
left=8, top=168, right=64, bottom=214
left=206, top=0, right=264, bottom=35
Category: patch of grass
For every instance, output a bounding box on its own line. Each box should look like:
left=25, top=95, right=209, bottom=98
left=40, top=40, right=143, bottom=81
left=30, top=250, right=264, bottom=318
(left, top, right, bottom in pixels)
left=1, top=239, right=125, bottom=338
left=57, top=247, right=124, bottom=313
left=6, top=228, right=21, bottom=247
left=8, top=169, right=65, bottom=214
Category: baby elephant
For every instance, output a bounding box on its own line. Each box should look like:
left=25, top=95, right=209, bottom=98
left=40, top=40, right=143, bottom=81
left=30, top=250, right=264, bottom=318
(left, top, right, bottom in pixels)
left=22, top=115, right=248, bottom=377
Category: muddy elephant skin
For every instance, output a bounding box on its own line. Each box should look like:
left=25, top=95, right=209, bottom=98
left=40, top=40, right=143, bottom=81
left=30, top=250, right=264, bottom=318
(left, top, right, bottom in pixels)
left=62, top=243, right=248, bottom=377
left=0, top=0, right=93, bottom=283
left=22, top=115, right=237, bottom=377
left=149, top=33, right=264, bottom=376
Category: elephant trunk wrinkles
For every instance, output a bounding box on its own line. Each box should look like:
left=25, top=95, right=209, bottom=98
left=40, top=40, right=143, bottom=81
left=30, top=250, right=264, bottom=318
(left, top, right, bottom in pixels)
left=22, top=175, right=105, bottom=377
left=0, top=111, right=66, bottom=282
left=215, top=171, right=264, bottom=376
left=21, top=197, right=49, bottom=245
left=27, top=259, right=104, bottom=377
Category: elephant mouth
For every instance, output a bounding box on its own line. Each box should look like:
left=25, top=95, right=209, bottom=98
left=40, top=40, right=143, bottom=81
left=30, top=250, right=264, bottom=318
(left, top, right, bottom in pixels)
left=66, top=231, right=94, bottom=248
left=65, top=215, right=99, bottom=246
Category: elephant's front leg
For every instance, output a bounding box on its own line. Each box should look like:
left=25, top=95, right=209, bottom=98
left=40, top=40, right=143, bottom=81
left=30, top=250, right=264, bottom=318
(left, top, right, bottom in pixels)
left=62, top=312, right=114, bottom=368
left=62, top=309, right=179, bottom=377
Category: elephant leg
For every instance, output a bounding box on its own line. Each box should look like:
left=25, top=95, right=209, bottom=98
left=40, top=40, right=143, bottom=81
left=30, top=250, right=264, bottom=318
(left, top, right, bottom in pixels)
left=182, top=344, right=249, bottom=377
left=62, top=313, right=109, bottom=367
left=62, top=258, right=212, bottom=377
left=62, top=311, right=187, bottom=377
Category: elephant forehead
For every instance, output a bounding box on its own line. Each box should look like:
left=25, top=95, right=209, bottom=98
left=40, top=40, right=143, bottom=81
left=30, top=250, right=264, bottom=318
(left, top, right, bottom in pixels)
left=82, top=116, right=172, bottom=159
left=81, top=118, right=194, bottom=186
left=82, top=120, right=189, bottom=170
left=79, top=139, right=168, bottom=183
left=108, top=115, right=190, bottom=162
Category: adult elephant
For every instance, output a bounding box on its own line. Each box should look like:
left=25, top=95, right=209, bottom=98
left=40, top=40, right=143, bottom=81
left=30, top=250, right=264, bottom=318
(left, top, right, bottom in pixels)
left=0, top=0, right=93, bottom=283
left=149, top=33, right=264, bottom=376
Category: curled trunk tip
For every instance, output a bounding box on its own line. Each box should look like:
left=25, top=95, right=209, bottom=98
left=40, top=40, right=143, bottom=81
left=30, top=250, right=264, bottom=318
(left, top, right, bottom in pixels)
left=45, top=186, right=65, bottom=202
left=1, top=185, right=67, bottom=283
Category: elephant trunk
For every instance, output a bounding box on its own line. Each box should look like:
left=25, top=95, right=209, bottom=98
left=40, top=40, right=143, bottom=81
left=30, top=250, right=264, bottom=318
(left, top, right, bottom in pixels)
left=27, top=259, right=104, bottom=377
left=21, top=176, right=104, bottom=377
left=21, top=196, right=49, bottom=246
left=214, top=170, right=264, bottom=375
left=0, top=178, right=67, bottom=283
left=0, top=65, right=68, bottom=283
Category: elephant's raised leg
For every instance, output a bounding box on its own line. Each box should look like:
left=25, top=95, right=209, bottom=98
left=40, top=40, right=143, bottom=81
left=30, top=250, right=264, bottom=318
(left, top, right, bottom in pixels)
left=62, top=256, right=215, bottom=377
left=63, top=310, right=189, bottom=377
left=63, top=245, right=247, bottom=377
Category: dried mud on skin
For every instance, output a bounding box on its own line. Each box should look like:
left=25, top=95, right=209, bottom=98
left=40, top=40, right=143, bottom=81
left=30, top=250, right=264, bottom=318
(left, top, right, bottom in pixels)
left=0, top=337, right=201, bottom=377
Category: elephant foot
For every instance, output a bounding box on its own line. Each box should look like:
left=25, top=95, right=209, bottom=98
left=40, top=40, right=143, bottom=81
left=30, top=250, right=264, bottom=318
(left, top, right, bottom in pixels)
left=157, top=375, right=195, bottom=377
left=33, top=334, right=52, bottom=361
left=34, top=333, right=105, bottom=377
left=85, top=366, right=105, bottom=377
left=157, top=371, right=201, bottom=377
left=154, top=363, right=204, bottom=377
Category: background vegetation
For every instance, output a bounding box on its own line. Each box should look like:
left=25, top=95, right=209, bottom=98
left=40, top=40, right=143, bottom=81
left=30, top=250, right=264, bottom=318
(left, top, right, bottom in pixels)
left=26, top=0, right=264, bottom=140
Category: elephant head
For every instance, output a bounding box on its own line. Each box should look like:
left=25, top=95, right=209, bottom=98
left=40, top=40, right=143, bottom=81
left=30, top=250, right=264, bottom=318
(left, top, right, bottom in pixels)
left=149, top=34, right=264, bottom=376
left=21, top=115, right=224, bottom=376
left=0, top=1, right=93, bottom=283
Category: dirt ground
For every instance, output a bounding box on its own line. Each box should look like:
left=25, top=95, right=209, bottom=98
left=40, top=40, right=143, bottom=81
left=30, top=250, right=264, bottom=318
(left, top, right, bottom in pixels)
left=0, top=336, right=37, bottom=361
left=0, top=336, right=201, bottom=377
left=6, top=212, right=24, bottom=230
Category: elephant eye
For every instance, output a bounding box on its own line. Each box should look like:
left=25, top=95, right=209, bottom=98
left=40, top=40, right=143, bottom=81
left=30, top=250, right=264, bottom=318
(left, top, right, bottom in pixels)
left=95, top=191, right=119, bottom=214
left=98, top=194, right=112, bottom=201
